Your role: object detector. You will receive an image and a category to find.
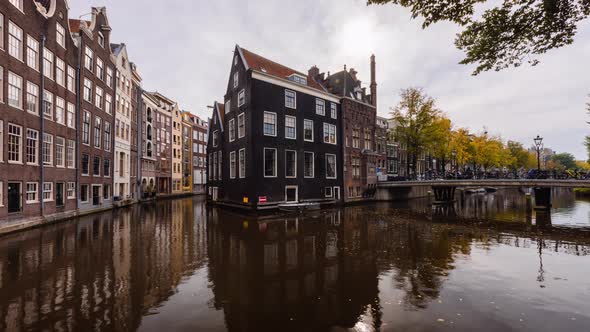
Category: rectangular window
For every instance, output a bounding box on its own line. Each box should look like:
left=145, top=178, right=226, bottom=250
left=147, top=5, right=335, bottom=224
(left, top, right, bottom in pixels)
left=67, top=140, right=75, bottom=168
left=26, top=81, right=39, bottom=115
left=229, top=119, right=235, bottom=142
left=82, top=154, right=89, bottom=175
left=213, top=130, right=218, bottom=147
left=218, top=153, right=222, bottom=180
left=26, top=128, right=38, bottom=165
left=83, top=78, right=92, bottom=103
left=81, top=185, right=89, bottom=202
left=326, top=154, right=337, bottom=179
left=263, top=112, right=276, bottom=136
left=104, top=159, right=110, bottom=177
left=55, top=97, right=65, bottom=124
left=98, top=32, right=105, bottom=48
left=56, top=23, right=66, bottom=48
left=26, top=35, right=39, bottom=70
left=323, top=123, right=337, bottom=144
left=67, top=66, right=76, bottom=93
left=43, top=182, right=53, bottom=201
left=43, top=90, right=53, bottom=120
left=94, top=117, right=102, bottom=148
left=8, top=123, right=22, bottom=163
left=285, top=150, right=296, bottom=178
left=67, top=182, right=76, bottom=199
left=225, top=99, right=231, bottom=114
left=96, top=58, right=104, bottom=80
left=239, top=148, right=245, bottom=178
left=0, top=66, right=3, bottom=102
left=82, top=111, right=90, bottom=144
left=8, top=21, right=23, bottom=61
left=93, top=156, right=101, bottom=176
left=264, top=148, right=277, bottom=178
left=95, top=86, right=103, bottom=109
left=104, top=122, right=111, bottom=151
left=55, top=58, right=65, bottom=86
left=105, top=94, right=112, bottom=114
left=304, top=119, right=314, bottom=142
left=304, top=152, right=314, bottom=178
left=352, top=129, right=360, bottom=149
left=26, top=182, right=38, bottom=203
left=0, top=121, right=3, bottom=162
left=233, top=72, right=239, bottom=88
left=230, top=151, right=236, bottom=179
left=55, top=137, right=64, bottom=167
left=43, top=48, right=54, bottom=80
left=238, top=113, right=245, bottom=138
left=285, top=90, right=296, bottom=109
left=9, top=0, right=23, bottom=11
left=0, top=14, right=3, bottom=50
left=8, top=71, right=23, bottom=109
left=238, top=89, right=245, bottom=107
left=67, top=103, right=75, bottom=128
left=285, top=115, right=296, bottom=139
left=84, top=47, right=93, bottom=71
left=316, top=98, right=325, bottom=115
left=325, top=187, right=333, bottom=198
left=331, top=103, right=337, bottom=119
left=106, top=67, right=113, bottom=88
left=364, top=129, right=372, bottom=150
left=42, top=133, right=53, bottom=166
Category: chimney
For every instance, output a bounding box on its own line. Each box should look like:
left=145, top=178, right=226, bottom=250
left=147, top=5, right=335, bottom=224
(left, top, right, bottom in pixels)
left=370, top=54, right=377, bottom=107
left=308, top=65, right=320, bottom=80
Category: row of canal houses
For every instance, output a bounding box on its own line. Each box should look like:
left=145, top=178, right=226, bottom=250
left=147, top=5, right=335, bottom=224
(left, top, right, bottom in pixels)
left=207, top=45, right=389, bottom=209
left=0, top=1, right=208, bottom=223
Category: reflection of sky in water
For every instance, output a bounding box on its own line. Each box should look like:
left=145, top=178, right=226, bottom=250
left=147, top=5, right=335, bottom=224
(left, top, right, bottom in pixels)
left=552, top=200, right=590, bottom=226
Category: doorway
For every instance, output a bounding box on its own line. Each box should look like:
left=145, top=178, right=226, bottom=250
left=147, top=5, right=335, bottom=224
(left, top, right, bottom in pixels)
left=92, top=185, right=101, bottom=206
left=7, top=182, right=21, bottom=213
left=334, top=187, right=341, bottom=201
left=285, top=186, right=298, bottom=203
left=56, top=183, right=64, bottom=207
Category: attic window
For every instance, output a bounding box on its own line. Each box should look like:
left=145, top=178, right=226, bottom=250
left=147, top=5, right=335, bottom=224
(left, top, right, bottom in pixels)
left=288, top=74, right=307, bottom=86
left=34, top=0, right=51, bottom=13
left=261, top=68, right=267, bottom=73
left=98, top=32, right=105, bottom=48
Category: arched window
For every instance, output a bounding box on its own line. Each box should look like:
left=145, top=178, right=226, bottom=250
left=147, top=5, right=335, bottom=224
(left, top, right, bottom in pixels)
left=146, top=124, right=152, bottom=140
left=147, top=108, right=153, bottom=122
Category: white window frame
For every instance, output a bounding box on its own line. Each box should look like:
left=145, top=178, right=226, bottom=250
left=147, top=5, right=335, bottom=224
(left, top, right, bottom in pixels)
left=233, top=72, right=239, bottom=88
left=26, top=182, right=38, bottom=203
left=239, top=148, right=245, bottom=178
left=326, top=153, right=337, bottom=179
left=263, top=111, right=277, bottom=137
left=43, top=182, right=53, bottom=202
left=331, top=103, right=337, bottom=119
left=43, top=47, right=54, bottom=80
left=285, top=90, right=296, bottom=109
left=285, top=150, right=297, bottom=178
left=43, top=133, right=53, bottom=166
left=229, top=118, right=235, bottom=142
left=8, top=123, right=22, bottom=164
left=213, top=130, right=219, bottom=147
left=238, top=89, right=245, bottom=107
left=325, top=187, right=333, bottom=198
left=55, top=97, right=65, bottom=125
left=225, top=99, right=231, bottom=114
left=238, top=113, right=245, bottom=138
left=67, top=66, right=76, bottom=93
left=304, top=119, right=314, bottom=142
left=229, top=151, right=236, bottom=179
left=8, top=71, right=23, bottom=109
left=26, top=81, right=39, bottom=115
left=285, top=115, right=296, bottom=140
left=8, top=21, right=23, bottom=61
left=67, top=182, right=76, bottom=199
left=316, top=98, right=325, bottom=115
left=55, top=57, right=65, bottom=87
left=67, top=103, right=75, bottom=128
left=263, top=148, right=277, bottom=178
left=304, top=152, right=314, bottom=178
left=56, top=23, right=66, bottom=49
left=55, top=136, right=65, bottom=168
left=26, top=35, right=39, bottom=70
left=323, top=123, right=337, bottom=145
left=84, top=46, right=94, bottom=71
left=26, top=128, right=38, bottom=165
left=0, top=120, right=3, bottom=162
left=67, top=139, right=75, bottom=168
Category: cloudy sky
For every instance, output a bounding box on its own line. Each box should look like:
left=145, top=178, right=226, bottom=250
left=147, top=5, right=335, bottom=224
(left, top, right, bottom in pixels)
left=69, top=0, right=590, bottom=159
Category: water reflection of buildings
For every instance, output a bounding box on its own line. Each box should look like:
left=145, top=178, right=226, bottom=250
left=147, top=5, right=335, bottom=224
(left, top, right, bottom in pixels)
left=207, top=208, right=382, bottom=331
left=0, top=199, right=208, bottom=331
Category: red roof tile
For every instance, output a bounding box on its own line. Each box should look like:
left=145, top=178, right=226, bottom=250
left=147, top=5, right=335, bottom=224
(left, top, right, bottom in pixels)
left=69, top=19, right=90, bottom=33
left=240, top=47, right=326, bottom=92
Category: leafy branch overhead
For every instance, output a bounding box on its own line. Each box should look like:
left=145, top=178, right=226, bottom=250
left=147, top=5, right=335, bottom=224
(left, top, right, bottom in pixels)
left=367, top=0, right=590, bottom=75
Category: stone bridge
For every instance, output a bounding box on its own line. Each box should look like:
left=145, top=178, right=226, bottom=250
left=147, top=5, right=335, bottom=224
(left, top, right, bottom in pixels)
left=376, top=179, right=590, bottom=209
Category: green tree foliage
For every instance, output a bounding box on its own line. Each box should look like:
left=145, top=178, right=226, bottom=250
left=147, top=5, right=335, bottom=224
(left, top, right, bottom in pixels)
left=551, top=152, right=577, bottom=170
left=506, top=141, right=535, bottom=169
left=390, top=88, right=443, bottom=176
left=367, top=0, right=590, bottom=75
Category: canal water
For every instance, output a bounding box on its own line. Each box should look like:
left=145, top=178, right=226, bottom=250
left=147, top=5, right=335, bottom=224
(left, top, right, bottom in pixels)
left=0, top=189, right=589, bottom=331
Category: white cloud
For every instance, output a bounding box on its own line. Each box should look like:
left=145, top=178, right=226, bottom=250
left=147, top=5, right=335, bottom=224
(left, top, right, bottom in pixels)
left=69, top=0, right=590, bottom=159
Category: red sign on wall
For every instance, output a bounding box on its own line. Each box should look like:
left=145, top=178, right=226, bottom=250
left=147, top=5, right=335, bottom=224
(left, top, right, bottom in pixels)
left=259, top=196, right=267, bottom=203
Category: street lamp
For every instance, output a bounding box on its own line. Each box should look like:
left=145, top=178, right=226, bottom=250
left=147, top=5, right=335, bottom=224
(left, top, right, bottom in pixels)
left=534, top=135, right=543, bottom=172
left=452, top=149, right=457, bottom=179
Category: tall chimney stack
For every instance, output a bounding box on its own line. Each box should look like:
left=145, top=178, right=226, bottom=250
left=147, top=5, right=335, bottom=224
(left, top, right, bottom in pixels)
left=370, top=54, right=377, bottom=107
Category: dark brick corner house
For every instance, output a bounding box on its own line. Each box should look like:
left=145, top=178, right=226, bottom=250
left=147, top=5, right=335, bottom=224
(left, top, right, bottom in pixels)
left=207, top=45, right=344, bottom=210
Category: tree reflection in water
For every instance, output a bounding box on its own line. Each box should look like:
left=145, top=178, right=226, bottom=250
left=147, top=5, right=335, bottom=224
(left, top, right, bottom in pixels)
left=0, top=194, right=588, bottom=331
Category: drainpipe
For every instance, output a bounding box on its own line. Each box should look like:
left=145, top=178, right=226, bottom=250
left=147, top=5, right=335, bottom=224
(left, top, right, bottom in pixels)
left=75, top=38, right=83, bottom=210
left=40, top=34, right=46, bottom=216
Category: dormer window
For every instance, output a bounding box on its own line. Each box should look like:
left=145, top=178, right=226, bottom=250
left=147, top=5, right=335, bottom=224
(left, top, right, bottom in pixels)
left=234, top=55, right=238, bottom=66
left=356, top=91, right=362, bottom=100
left=288, top=74, right=307, bottom=86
